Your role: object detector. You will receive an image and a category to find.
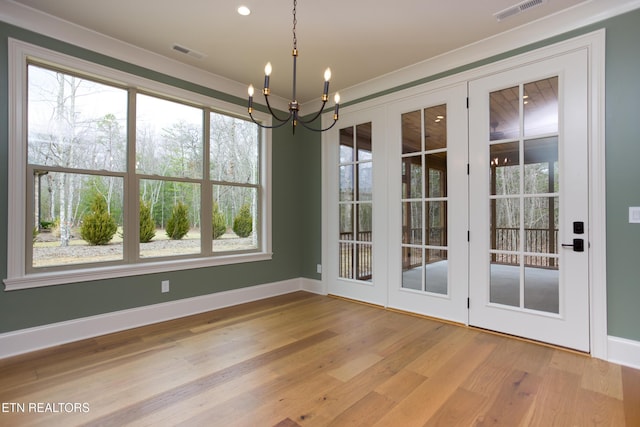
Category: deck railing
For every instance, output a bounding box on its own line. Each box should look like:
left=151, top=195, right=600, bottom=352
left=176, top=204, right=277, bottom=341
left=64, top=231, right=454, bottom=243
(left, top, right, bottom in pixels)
left=339, top=227, right=559, bottom=278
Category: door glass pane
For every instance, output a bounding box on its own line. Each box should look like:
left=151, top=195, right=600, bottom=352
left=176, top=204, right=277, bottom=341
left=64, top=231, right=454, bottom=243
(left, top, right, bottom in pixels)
left=490, top=255, right=520, bottom=307
left=402, top=110, right=421, bottom=154
left=403, top=156, right=422, bottom=199
left=358, top=163, right=372, bottom=201
left=402, top=202, right=422, bottom=245
left=524, top=260, right=559, bottom=313
left=425, top=249, right=447, bottom=294
left=491, top=198, right=520, bottom=251
left=524, top=137, right=558, bottom=194
left=524, top=77, right=558, bottom=137
left=402, top=247, right=422, bottom=290
left=339, top=204, right=353, bottom=237
left=424, top=105, right=447, bottom=150
left=426, top=201, right=447, bottom=246
left=490, top=86, right=520, bottom=141
left=339, top=128, right=354, bottom=163
left=524, top=197, right=558, bottom=254
left=426, top=154, right=447, bottom=197
left=339, top=242, right=353, bottom=279
left=490, top=142, right=520, bottom=195
left=356, top=123, right=372, bottom=161
left=356, top=243, right=372, bottom=282
left=339, top=165, right=353, bottom=201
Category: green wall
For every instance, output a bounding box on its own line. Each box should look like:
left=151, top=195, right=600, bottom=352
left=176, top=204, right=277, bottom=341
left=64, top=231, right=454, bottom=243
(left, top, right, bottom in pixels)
left=3, top=8, right=640, bottom=343
left=0, top=22, right=307, bottom=333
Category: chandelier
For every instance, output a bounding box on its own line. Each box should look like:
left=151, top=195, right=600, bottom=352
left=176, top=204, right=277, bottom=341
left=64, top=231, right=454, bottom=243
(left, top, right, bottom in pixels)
left=247, top=0, right=340, bottom=133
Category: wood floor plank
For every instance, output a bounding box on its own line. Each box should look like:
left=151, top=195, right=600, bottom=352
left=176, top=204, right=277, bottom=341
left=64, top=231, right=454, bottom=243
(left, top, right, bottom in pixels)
left=0, top=292, right=638, bottom=427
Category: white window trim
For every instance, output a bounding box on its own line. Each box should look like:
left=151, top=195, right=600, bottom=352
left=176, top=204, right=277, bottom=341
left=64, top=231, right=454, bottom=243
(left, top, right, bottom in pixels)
left=4, top=39, right=273, bottom=290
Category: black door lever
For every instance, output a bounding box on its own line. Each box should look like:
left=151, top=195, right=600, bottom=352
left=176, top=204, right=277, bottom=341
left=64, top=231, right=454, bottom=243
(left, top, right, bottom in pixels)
left=561, top=238, right=584, bottom=252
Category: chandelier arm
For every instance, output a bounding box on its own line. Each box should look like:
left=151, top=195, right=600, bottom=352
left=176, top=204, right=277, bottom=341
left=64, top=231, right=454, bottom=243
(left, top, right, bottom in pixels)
left=249, top=110, right=293, bottom=129
left=298, top=116, right=339, bottom=132
left=298, top=100, right=328, bottom=125
left=264, top=95, right=292, bottom=123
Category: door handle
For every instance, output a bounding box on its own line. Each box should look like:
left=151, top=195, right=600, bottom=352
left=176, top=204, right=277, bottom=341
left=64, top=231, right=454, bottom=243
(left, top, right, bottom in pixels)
left=561, top=238, right=584, bottom=252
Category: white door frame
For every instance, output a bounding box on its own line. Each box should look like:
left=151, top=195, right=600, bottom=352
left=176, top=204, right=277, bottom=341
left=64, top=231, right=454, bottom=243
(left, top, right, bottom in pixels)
left=321, top=29, right=606, bottom=358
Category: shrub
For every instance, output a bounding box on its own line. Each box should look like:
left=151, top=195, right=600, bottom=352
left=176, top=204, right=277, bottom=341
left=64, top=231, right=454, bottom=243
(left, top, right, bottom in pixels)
left=232, top=203, right=253, bottom=238
left=80, top=195, right=118, bottom=245
left=212, top=202, right=227, bottom=239
left=139, top=199, right=156, bottom=243
left=166, top=201, right=190, bottom=240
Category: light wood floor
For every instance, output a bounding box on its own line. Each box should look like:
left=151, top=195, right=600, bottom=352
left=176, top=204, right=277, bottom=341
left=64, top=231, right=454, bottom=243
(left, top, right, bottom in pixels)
left=0, top=291, right=638, bottom=426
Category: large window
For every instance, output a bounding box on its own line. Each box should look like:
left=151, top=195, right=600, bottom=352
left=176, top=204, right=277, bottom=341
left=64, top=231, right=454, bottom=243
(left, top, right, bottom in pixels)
left=6, top=41, right=271, bottom=289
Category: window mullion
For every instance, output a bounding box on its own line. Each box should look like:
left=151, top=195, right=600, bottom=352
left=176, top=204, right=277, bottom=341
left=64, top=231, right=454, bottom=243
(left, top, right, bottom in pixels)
left=126, top=89, right=139, bottom=263
left=201, top=109, right=213, bottom=255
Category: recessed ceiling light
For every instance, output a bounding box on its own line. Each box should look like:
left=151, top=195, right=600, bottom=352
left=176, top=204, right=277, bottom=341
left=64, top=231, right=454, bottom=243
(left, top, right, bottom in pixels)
left=237, top=6, right=251, bottom=16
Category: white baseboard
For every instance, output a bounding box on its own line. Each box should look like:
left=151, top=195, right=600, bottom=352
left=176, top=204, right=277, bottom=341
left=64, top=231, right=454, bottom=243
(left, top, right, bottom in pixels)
left=300, top=277, right=326, bottom=295
left=0, top=278, right=305, bottom=359
left=607, top=335, right=640, bottom=370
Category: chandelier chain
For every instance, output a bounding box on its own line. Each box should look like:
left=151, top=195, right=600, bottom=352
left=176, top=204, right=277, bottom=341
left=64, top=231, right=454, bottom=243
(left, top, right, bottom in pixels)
left=292, top=0, right=297, bottom=49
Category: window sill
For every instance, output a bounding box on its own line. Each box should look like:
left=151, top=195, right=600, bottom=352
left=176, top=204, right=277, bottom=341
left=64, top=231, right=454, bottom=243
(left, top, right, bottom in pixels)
left=3, top=252, right=273, bottom=291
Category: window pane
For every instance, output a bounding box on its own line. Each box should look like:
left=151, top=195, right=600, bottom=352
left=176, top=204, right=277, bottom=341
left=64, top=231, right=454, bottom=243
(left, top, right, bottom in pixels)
left=491, top=198, right=520, bottom=251
left=28, top=65, right=128, bottom=171
left=524, top=262, right=559, bottom=313
left=356, top=123, right=372, bottom=161
left=212, top=185, right=258, bottom=252
left=426, top=201, right=447, bottom=246
left=425, top=249, right=447, bottom=295
left=339, top=128, right=353, bottom=163
left=402, top=110, right=421, bottom=154
left=490, top=86, right=519, bottom=141
left=426, top=152, right=447, bottom=198
left=402, top=201, right=422, bottom=245
left=524, top=137, right=558, bottom=194
left=490, top=256, right=520, bottom=307
left=358, top=203, right=372, bottom=237
left=339, top=165, right=354, bottom=201
left=402, top=156, right=422, bottom=199
left=424, top=104, right=447, bottom=151
left=490, top=142, right=520, bottom=195
left=402, top=247, right=422, bottom=290
left=339, top=242, right=353, bottom=279
left=339, top=204, right=353, bottom=237
left=139, top=180, right=201, bottom=258
left=136, top=93, right=203, bottom=179
left=210, top=113, right=259, bottom=184
left=33, top=172, right=123, bottom=268
left=356, top=243, right=373, bottom=282
left=358, top=162, right=372, bottom=201
left=524, top=197, right=558, bottom=254
left=524, top=77, right=558, bottom=137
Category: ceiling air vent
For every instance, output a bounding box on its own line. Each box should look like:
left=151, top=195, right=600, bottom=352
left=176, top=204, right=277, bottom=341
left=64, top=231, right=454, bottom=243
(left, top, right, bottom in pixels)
left=171, top=44, right=206, bottom=60
left=494, top=0, right=546, bottom=22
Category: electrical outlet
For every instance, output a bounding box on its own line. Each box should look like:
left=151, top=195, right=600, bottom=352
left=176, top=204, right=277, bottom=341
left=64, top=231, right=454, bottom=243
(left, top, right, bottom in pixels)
left=161, top=280, right=170, bottom=293
left=316, top=264, right=322, bottom=274
left=630, top=207, right=640, bottom=224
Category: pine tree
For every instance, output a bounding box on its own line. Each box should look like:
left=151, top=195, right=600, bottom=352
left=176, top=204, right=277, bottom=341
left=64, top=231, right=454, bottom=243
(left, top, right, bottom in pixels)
left=166, top=201, right=190, bottom=240
left=232, top=203, right=253, bottom=238
left=212, top=202, right=227, bottom=239
left=139, top=199, right=156, bottom=243
left=80, top=194, right=118, bottom=245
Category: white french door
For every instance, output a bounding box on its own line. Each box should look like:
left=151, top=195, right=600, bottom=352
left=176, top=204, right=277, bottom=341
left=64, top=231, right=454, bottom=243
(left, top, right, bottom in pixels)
left=387, top=83, right=468, bottom=323
left=468, top=49, right=590, bottom=351
left=325, top=107, right=388, bottom=306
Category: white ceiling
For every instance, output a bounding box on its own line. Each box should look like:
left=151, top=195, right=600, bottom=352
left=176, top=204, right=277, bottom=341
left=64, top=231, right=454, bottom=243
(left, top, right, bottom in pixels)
left=0, top=0, right=612, bottom=103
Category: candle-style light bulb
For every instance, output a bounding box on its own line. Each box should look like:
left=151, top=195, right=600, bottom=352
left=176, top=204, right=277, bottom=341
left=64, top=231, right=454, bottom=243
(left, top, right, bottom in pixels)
left=334, top=93, right=340, bottom=104
left=333, top=92, right=340, bottom=120
left=263, top=62, right=272, bottom=95
left=322, top=68, right=332, bottom=101
left=247, top=84, right=254, bottom=113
